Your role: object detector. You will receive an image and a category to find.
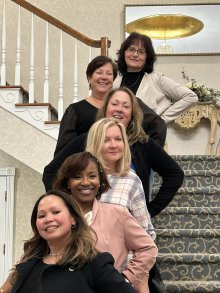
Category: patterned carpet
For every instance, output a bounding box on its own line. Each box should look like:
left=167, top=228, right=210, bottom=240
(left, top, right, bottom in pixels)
left=152, top=155, right=220, bottom=293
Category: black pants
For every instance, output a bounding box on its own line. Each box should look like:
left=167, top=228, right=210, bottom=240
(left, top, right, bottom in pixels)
left=148, top=263, right=166, bottom=293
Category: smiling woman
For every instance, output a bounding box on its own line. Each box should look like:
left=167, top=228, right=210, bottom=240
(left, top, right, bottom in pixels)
left=53, top=151, right=157, bottom=293
left=54, top=55, right=118, bottom=156
left=0, top=190, right=138, bottom=293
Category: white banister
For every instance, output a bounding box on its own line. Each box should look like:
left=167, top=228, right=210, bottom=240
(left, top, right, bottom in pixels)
left=88, top=46, right=92, bottom=96
left=28, top=13, right=35, bottom=103
left=58, top=30, right=64, bottom=120
left=43, top=21, right=49, bottom=103
left=73, top=39, right=78, bottom=103
left=0, top=0, right=6, bottom=86
left=15, top=5, right=21, bottom=85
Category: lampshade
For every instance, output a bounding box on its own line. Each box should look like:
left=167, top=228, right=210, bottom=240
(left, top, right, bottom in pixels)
left=125, top=14, right=204, bottom=40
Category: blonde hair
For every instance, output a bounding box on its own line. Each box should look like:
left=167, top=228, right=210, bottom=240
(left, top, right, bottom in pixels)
left=97, top=86, right=147, bottom=145
left=86, top=118, right=131, bottom=176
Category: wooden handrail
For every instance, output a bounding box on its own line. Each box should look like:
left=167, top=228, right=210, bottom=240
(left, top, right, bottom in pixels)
left=11, top=0, right=111, bottom=55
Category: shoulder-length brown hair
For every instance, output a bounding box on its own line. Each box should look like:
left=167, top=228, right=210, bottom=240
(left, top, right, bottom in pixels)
left=116, top=32, right=157, bottom=75
left=97, top=87, right=147, bottom=145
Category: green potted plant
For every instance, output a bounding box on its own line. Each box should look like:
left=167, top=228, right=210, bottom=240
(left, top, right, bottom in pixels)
left=182, top=69, right=220, bottom=105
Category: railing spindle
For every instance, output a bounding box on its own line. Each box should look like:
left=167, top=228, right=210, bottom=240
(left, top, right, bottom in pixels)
left=28, top=13, right=35, bottom=103
left=58, top=30, right=64, bottom=120
left=43, top=22, right=49, bottom=103
left=15, top=5, right=21, bottom=85
left=0, top=0, right=6, bottom=85
left=73, top=39, right=78, bottom=103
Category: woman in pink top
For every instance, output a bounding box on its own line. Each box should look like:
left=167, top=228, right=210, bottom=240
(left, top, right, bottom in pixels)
left=54, top=148, right=158, bottom=293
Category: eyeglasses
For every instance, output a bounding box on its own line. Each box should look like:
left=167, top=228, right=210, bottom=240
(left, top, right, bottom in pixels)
left=126, top=47, right=146, bottom=56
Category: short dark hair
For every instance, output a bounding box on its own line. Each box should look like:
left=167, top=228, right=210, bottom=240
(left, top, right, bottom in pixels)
left=86, top=55, right=118, bottom=81
left=116, top=32, right=157, bottom=75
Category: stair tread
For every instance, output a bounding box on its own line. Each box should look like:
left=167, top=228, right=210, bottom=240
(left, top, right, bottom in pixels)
left=158, top=253, right=220, bottom=263
left=156, top=228, right=220, bottom=236
left=159, top=206, right=220, bottom=214
left=171, top=155, right=220, bottom=161
left=153, top=186, right=220, bottom=194
left=164, top=280, right=220, bottom=292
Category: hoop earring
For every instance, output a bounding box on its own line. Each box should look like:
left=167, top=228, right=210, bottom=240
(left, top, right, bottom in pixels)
left=71, top=224, right=76, bottom=229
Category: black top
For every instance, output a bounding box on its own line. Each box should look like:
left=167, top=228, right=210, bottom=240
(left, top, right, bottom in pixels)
left=17, top=260, right=49, bottom=293
left=12, top=253, right=136, bottom=293
left=43, top=136, right=183, bottom=218
left=54, top=99, right=98, bottom=156
left=120, top=71, right=145, bottom=94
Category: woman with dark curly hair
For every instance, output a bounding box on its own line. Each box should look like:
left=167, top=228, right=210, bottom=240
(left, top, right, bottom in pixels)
left=114, top=32, right=198, bottom=124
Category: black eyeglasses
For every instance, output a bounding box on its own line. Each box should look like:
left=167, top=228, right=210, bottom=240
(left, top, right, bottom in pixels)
left=126, top=47, right=146, bottom=56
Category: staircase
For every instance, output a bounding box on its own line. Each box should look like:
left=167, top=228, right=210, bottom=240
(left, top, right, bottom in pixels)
left=152, top=155, right=220, bottom=293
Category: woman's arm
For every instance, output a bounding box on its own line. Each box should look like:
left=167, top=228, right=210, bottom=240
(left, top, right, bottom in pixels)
left=129, top=175, right=156, bottom=240
left=0, top=275, right=13, bottom=293
left=42, top=134, right=87, bottom=191
left=147, top=139, right=184, bottom=217
left=159, top=73, right=198, bottom=123
left=91, top=252, right=137, bottom=293
left=137, top=98, right=167, bottom=147
left=122, top=208, right=158, bottom=293
left=54, top=105, right=78, bottom=156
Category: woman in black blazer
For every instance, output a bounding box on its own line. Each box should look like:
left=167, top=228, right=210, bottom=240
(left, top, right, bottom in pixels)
left=0, top=190, right=136, bottom=293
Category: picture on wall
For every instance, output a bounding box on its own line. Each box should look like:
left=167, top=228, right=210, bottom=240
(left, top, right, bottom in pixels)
left=124, top=3, right=220, bottom=55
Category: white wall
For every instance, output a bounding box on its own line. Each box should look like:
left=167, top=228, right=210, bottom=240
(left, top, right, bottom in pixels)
left=2, top=0, right=220, bottom=109
left=0, top=149, right=45, bottom=261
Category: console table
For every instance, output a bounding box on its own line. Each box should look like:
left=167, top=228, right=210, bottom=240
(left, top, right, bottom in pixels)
left=175, top=102, right=220, bottom=155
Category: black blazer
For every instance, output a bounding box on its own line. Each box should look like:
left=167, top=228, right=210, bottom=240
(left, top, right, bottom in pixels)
left=12, top=253, right=136, bottom=293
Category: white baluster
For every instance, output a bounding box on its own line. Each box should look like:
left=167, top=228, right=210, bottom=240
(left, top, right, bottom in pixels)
left=15, top=6, right=21, bottom=85
left=0, top=0, right=6, bottom=86
left=88, top=46, right=92, bottom=96
left=28, top=13, right=35, bottom=103
left=43, top=22, right=49, bottom=103
left=58, top=30, right=64, bottom=120
left=73, top=39, right=78, bottom=103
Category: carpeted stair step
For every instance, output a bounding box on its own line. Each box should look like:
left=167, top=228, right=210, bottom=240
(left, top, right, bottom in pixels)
left=172, top=155, right=220, bottom=171
left=164, top=280, right=220, bottom=293
left=155, top=229, right=220, bottom=254
left=152, top=207, right=220, bottom=229
left=153, top=169, right=220, bottom=190
left=157, top=253, right=220, bottom=281
left=153, top=185, right=220, bottom=207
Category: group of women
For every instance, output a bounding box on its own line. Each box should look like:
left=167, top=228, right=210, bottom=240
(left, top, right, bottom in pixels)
left=1, top=32, right=198, bottom=293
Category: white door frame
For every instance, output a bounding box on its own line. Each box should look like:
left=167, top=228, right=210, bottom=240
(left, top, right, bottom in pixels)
left=0, top=168, right=15, bottom=283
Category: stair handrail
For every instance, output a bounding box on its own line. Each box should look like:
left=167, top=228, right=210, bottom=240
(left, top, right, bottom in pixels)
left=11, top=0, right=111, bottom=56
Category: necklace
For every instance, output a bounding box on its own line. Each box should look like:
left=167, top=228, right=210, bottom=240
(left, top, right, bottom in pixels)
left=121, top=73, right=142, bottom=89
left=49, top=252, right=63, bottom=257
